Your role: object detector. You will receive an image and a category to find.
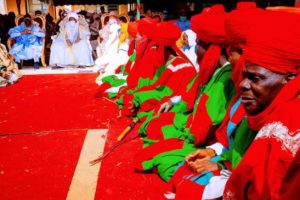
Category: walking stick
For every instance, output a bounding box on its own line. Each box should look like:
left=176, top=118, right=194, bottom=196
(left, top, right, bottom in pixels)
left=117, top=117, right=139, bottom=141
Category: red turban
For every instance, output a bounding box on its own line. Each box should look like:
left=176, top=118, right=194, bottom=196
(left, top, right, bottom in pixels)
left=150, top=22, right=182, bottom=46
left=128, top=22, right=138, bottom=38
left=137, top=17, right=157, bottom=37
left=225, top=2, right=265, bottom=46
left=225, top=2, right=265, bottom=90
left=191, top=4, right=227, bottom=45
left=189, top=4, right=227, bottom=86
left=148, top=22, right=194, bottom=70
left=245, top=10, right=300, bottom=74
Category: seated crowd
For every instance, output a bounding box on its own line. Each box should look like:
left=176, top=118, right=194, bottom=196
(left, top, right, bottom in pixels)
left=1, top=2, right=299, bottom=199
left=94, top=2, right=300, bottom=199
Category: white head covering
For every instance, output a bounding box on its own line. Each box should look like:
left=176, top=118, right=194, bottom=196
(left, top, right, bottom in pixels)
left=64, top=9, right=81, bottom=43
left=185, top=29, right=197, bottom=47
left=183, top=29, right=199, bottom=72
left=67, top=12, right=79, bottom=21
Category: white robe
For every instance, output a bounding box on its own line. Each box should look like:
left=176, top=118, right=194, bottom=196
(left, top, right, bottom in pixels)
left=49, top=23, right=94, bottom=67
left=94, top=24, right=129, bottom=78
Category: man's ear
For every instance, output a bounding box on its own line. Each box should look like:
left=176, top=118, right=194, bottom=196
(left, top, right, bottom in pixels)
left=285, top=73, right=296, bottom=83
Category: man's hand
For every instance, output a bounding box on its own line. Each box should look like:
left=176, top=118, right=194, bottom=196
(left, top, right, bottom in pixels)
left=157, top=100, right=172, bottom=114
left=21, top=30, right=28, bottom=34
left=74, top=37, right=81, bottom=44
left=66, top=40, right=72, bottom=47
left=26, top=30, right=33, bottom=34
left=185, top=148, right=216, bottom=164
left=21, top=29, right=32, bottom=34
left=188, top=159, right=220, bottom=174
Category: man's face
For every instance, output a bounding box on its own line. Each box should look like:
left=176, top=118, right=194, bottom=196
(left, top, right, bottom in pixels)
left=24, top=18, right=32, bottom=27
left=196, top=39, right=209, bottom=64
left=240, top=63, right=288, bottom=116
left=69, top=17, right=77, bottom=22
left=146, top=9, right=153, bottom=17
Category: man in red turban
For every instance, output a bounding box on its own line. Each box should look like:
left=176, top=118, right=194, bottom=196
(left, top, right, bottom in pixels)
left=224, top=8, right=300, bottom=199
left=129, top=22, right=197, bottom=119
left=116, top=17, right=167, bottom=116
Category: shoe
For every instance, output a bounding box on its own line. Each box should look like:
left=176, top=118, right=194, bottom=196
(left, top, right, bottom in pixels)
left=34, top=62, right=40, bottom=69
left=51, top=65, right=63, bottom=69
left=17, top=62, right=23, bottom=69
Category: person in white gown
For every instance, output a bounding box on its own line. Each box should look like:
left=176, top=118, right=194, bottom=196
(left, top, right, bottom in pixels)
left=94, top=22, right=131, bottom=98
left=49, top=11, right=93, bottom=67
left=96, top=11, right=120, bottom=58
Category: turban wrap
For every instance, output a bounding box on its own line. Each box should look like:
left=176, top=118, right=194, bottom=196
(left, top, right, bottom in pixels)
left=225, top=2, right=265, bottom=90
left=245, top=10, right=300, bottom=74
left=150, top=22, right=194, bottom=66
left=191, top=4, right=227, bottom=85
left=128, top=22, right=138, bottom=38
left=137, top=17, right=157, bottom=38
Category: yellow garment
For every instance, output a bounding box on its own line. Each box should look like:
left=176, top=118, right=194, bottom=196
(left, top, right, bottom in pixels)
left=176, top=32, right=185, bottom=49
left=118, top=22, right=129, bottom=47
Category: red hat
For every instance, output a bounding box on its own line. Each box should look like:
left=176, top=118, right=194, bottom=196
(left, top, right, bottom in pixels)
left=225, top=2, right=265, bottom=91
left=225, top=2, right=265, bottom=46
left=137, top=17, right=157, bottom=37
left=191, top=4, right=227, bottom=45
left=150, top=22, right=182, bottom=46
left=128, top=22, right=138, bottom=38
left=148, top=22, right=194, bottom=68
left=245, top=10, right=300, bottom=74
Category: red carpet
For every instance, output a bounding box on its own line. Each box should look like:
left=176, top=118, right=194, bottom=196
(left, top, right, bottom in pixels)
left=0, top=74, right=168, bottom=200
left=95, top=118, right=169, bottom=200
left=0, top=74, right=116, bottom=134
left=0, top=130, right=86, bottom=200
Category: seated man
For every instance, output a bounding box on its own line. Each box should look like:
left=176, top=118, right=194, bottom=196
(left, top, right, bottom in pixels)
left=0, top=41, right=21, bottom=86
left=224, top=8, right=300, bottom=199
left=95, top=22, right=137, bottom=99
left=49, top=11, right=93, bottom=68
left=94, top=22, right=128, bottom=76
left=174, top=6, right=191, bottom=31
left=8, top=14, right=45, bottom=69
left=96, top=11, right=120, bottom=58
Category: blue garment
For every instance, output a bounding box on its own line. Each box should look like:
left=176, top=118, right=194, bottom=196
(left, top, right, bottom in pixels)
left=174, top=20, right=191, bottom=31
left=8, top=24, right=45, bottom=62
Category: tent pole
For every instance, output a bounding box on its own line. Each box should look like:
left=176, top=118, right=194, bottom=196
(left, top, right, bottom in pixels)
left=137, top=0, right=140, bottom=20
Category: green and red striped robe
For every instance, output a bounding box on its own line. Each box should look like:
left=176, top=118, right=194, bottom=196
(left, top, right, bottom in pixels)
left=170, top=99, right=257, bottom=200
left=116, top=40, right=166, bottom=115
left=132, top=56, right=197, bottom=121
left=135, top=62, right=236, bottom=181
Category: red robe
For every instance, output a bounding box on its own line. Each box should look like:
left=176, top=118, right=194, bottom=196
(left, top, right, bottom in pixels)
left=224, top=75, right=300, bottom=199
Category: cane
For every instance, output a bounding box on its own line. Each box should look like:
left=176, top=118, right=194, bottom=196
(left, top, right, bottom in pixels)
left=117, top=117, right=139, bottom=141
